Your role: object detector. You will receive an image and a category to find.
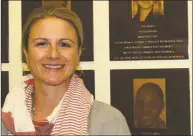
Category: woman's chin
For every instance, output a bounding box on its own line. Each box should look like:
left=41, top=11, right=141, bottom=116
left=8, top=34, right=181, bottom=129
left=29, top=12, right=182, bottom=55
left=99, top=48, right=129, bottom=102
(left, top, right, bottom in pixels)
left=34, top=73, right=71, bottom=86
left=43, top=77, right=66, bottom=86
left=44, top=80, right=62, bottom=86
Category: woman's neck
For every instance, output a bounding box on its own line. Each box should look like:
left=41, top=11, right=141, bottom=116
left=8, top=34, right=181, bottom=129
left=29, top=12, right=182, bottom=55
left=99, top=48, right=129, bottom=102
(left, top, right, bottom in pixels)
left=33, top=79, right=69, bottom=121
left=139, top=8, right=153, bottom=21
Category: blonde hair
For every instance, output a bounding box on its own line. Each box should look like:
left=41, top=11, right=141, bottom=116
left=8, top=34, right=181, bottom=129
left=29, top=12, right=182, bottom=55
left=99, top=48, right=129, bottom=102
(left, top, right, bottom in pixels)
left=132, top=0, right=164, bottom=18
left=22, top=7, right=83, bottom=52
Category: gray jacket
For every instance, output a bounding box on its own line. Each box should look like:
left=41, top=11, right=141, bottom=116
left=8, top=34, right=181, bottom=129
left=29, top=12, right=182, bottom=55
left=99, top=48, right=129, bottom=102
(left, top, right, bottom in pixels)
left=1, top=100, right=131, bottom=135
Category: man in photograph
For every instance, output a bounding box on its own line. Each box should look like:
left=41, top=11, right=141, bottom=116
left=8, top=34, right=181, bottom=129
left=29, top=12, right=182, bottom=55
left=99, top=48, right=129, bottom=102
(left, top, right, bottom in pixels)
left=134, top=82, right=166, bottom=129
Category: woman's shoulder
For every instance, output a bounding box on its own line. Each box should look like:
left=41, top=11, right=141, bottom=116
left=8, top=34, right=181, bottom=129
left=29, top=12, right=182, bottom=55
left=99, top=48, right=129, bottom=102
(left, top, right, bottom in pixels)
left=88, top=100, right=131, bottom=135
left=90, top=100, right=124, bottom=118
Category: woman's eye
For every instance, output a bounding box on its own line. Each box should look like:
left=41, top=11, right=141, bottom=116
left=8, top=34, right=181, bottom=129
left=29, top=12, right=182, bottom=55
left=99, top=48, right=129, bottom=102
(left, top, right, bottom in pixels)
left=36, top=42, right=48, bottom=46
left=59, top=42, right=71, bottom=48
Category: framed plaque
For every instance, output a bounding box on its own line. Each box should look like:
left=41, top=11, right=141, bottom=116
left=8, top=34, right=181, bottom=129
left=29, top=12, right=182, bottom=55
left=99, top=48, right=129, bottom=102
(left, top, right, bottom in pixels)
left=1, top=1, right=9, bottom=63
left=109, top=1, right=188, bottom=60
left=111, top=69, right=190, bottom=135
left=1, top=71, right=9, bottom=107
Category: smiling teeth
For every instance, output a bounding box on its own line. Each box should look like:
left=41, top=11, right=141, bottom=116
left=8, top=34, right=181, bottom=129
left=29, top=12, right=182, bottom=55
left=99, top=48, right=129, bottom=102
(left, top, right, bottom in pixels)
left=44, top=65, right=63, bottom=69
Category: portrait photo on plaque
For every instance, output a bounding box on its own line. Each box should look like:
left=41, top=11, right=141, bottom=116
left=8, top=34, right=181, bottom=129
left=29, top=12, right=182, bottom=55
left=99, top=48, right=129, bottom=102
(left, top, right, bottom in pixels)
left=110, top=69, right=190, bottom=135
left=22, top=0, right=93, bottom=62
left=133, top=78, right=166, bottom=129
left=109, top=1, right=188, bottom=60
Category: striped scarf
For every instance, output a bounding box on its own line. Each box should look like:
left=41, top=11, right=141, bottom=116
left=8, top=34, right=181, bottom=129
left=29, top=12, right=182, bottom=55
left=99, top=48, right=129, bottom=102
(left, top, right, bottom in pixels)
left=2, top=74, right=94, bottom=135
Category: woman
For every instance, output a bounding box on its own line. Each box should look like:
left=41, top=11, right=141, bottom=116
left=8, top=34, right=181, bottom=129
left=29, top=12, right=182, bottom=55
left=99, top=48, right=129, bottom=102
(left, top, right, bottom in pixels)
left=1, top=7, right=130, bottom=135
left=132, top=0, right=164, bottom=22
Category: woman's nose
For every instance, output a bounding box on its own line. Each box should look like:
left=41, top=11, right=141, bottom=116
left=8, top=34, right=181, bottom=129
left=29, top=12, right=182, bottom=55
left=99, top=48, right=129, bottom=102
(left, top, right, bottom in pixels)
left=47, top=45, right=61, bottom=60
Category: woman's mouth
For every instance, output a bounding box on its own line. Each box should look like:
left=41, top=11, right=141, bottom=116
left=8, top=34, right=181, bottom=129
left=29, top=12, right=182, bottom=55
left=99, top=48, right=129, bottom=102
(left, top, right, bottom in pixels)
left=42, top=64, right=64, bottom=70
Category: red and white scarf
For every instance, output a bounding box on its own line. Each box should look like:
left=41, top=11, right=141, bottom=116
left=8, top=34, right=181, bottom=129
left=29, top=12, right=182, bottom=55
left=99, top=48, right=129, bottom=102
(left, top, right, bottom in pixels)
left=2, top=74, right=94, bottom=135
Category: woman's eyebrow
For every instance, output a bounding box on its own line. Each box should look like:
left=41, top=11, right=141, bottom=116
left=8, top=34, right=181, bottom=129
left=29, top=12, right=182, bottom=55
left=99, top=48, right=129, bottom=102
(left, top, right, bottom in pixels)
left=32, top=38, right=47, bottom=42
left=59, top=38, right=76, bottom=44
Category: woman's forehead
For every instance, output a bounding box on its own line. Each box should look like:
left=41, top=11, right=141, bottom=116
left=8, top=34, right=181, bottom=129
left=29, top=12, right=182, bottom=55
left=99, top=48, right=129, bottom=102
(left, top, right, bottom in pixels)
left=29, top=17, right=78, bottom=40
left=30, top=17, right=75, bottom=30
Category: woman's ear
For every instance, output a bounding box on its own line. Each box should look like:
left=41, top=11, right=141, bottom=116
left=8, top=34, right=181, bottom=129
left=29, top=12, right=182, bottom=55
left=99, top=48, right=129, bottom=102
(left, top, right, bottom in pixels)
left=78, top=48, right=82, bottom=57
left=23, top=48, right=31, bottom=71
left=23, top=48, right=28, bottom=63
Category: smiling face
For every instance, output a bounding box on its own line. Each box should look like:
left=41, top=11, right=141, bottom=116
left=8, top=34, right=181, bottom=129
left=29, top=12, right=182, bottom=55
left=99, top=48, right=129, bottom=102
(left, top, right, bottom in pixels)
left=25, top=17, right=81, bottom=86
left=137, top=0, right=156, bottom=9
